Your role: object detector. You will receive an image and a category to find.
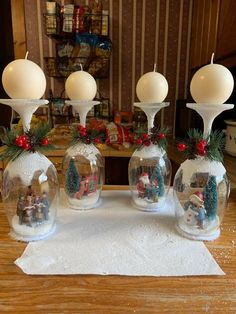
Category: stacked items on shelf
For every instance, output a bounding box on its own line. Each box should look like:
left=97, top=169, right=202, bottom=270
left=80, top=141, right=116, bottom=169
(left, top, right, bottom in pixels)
left=44, top=0, right=111, bottom=78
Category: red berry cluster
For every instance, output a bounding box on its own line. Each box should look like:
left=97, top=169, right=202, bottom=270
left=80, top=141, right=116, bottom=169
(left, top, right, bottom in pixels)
left=14, top=134, right=49, bottom=151
left=77, top=125, right=101, bottom=145
left=135, top=132, right=166, bottom=146
left=15, top=135, right=30, bottom=150
left=177, top=139, right=208, bottom=156
left=196, top=139, right=207, bottom=156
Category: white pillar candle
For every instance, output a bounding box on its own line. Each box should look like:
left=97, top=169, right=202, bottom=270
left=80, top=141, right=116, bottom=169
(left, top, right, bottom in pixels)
left=136, top=64, right=168, bottom=103
left=190, top=53, right=234, bottom=104
left=65, top=65, right=97, bottom=101
left=2, top=52, right=46, bottom=99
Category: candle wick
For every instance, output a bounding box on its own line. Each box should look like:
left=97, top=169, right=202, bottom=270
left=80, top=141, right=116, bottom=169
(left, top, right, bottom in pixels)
left=79, top=63, right=83, bottom=71
left=153, top=63, right=157, bottom=72
left=25, top=51, right=29, bottom=59
left=211, top=53, right=214, bottom=64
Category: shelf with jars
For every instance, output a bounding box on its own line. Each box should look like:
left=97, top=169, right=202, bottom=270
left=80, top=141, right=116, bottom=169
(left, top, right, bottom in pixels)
left=44, top=1, right=111, bottom=79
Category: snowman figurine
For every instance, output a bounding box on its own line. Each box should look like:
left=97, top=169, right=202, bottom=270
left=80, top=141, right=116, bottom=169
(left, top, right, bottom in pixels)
left=183, top=192, right=206, bottom=229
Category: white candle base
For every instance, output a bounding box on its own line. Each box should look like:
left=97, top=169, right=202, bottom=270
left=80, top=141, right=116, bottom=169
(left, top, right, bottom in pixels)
left=0, top=99, right=49, bottom=131
left=187, top=103, right=234, bottom=136
left=134, top=102, right=169, bottom=131
left=65, top=100, right=100, bottom=127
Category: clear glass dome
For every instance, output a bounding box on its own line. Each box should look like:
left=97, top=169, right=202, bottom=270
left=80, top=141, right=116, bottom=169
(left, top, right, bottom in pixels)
left=63, top=142, right=104, bottom=210
left=128, top=144, right=172, bottom=211
left=173, top=157, right=230, bottom=241
left=2, top=152, right=59, bottom=242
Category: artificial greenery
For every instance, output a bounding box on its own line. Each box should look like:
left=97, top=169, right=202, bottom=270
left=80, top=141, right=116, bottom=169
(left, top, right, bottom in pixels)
left=203, top=175, right=218, bottom=220
left=176, top=129, right=225, bottom=162
left=0, top=123, right=53, bottom=161
left=71, top=124, right=106, bottom=145
left=65, top=158, right=80, bottom=197
left=135, top=126, right=169, bottom=150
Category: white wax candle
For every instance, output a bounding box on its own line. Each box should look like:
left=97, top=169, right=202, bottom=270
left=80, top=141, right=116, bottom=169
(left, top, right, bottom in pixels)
left=65, top=65, right=97, bottom=101
left=2, top=52, right=46, bottom=99
left=136, top=64, right=168, bottom=103
left=190, top=53, right=234, bottom=104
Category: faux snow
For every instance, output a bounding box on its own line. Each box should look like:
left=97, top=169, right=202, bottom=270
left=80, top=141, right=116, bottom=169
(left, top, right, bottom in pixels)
left=133, top=144, right=165, bottom=160
left=180, top=158, right=226, bottom=185
left=66, top=143, right=101, bottom=162
left=11, top=214, right=55, bottom=242
left=6, top=152, right=52, bottom=186
left=177, top=215, right=220, bottom=241
left=131, top=189, right=167, bottom=211
left=68, top=190, right=100, bottom=210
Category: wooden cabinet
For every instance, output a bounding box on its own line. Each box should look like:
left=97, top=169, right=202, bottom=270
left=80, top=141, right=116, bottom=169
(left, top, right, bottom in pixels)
left=190, top=0, right=236, bottom=70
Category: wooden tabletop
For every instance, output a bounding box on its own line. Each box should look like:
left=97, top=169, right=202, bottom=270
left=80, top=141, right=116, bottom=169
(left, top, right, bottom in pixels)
left=0, top=186, right=236, bottom=313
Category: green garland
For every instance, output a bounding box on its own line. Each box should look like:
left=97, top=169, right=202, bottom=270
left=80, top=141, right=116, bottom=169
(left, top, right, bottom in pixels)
left=0, top=123, right=54, bottom=161
left=71, top=124, right=106, bottom=145
left=176, top=129, right=225, bottom=162
left=134, top=126, right=169, bottom=150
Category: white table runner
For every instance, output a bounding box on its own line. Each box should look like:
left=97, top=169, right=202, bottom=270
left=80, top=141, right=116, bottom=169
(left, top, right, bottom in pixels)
left=15, top=190, right=224, bottom=276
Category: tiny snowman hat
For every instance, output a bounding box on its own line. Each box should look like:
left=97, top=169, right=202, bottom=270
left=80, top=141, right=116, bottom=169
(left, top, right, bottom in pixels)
left=189, top=192, right=204, bottom=206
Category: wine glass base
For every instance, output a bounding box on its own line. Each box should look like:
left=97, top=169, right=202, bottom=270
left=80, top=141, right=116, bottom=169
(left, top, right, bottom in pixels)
left=9, top=224, right=56, bottom=242
left=176, top=224, right=220, bottom=241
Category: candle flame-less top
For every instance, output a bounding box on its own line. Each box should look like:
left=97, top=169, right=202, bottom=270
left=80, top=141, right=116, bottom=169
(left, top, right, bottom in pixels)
left=136, top=65, right=168, bottom=103
left=1, top=52, right=46, bottom=99
left=190, top=53, right=234, bottom=104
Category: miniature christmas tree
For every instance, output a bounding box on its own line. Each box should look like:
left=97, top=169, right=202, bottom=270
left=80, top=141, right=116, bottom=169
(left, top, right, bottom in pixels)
left=151, top=164, right=165, bottom=197
left=65, top=158, right=80, bottom=197
left=203, top=175, right=218, bottom=220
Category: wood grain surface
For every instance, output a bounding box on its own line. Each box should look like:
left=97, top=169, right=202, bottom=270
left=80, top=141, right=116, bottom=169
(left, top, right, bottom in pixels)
left=0, top=186, right=236, bottom=314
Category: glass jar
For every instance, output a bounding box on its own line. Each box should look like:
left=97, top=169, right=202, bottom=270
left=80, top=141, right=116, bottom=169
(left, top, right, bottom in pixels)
left=63, top=142, right=104, bottom=209
left=173, top=157, right=230, bottom=241
left=128, top=144, right=172, bottom=211
left=2, top=152, right=59, bottom=241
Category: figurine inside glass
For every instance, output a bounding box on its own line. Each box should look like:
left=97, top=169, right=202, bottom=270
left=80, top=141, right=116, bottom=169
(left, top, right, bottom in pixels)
left=128, top=103, right=171, bottom=211
left=62, top=101, right=104, bottom=209
left=173, top=103, right=234, bottom=241
left=0, top=99, right=59, bottom=241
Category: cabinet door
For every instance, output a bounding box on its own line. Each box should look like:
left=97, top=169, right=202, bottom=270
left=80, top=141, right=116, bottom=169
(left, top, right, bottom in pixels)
left=216, top=0, right=236, bottom=61
left=190, top=0, right=220, bottom=70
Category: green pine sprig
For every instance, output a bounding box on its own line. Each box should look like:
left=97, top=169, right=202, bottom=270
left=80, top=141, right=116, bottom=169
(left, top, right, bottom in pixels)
left=176, top=128, right=225, bottom=162
left=71, top=124, right=106, bottom=145
left=0, top=123, right=54, bottom=161
left=134, top=126, right=169, bottom=150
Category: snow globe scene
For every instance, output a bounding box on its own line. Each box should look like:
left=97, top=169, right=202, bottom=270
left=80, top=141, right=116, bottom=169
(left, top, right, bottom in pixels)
left=129, top=65, right=171, bottom=211
left=173, top=146, right=230, bottom=241
left=129, top=133, right=171, bottom=211
left=63, top=66, right=105, bottom=210
left=1, top=125, right=59, bottom=242
left=63, top=132, right=104, bottom=210
left=173, top=53, right=234, bottom=240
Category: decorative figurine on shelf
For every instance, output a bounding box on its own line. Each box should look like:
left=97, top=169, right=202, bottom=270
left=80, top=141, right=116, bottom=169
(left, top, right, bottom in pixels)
left=173, top=53, right=234, bottom=241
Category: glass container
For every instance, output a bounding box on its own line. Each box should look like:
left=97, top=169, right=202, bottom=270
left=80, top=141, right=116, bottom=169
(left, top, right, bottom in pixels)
left=129, top=144, right=171, bottom=211
left=62, top=100, right=104, bottom=209
left=2, top=152, right=59, bottom=241
left=63, top=141, right=104, bottom=209
left=128, top=102, right=171, bottom=211
left=173, top=157, right=229, bottom=240
left=173, top=103, right=234, bottom=240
